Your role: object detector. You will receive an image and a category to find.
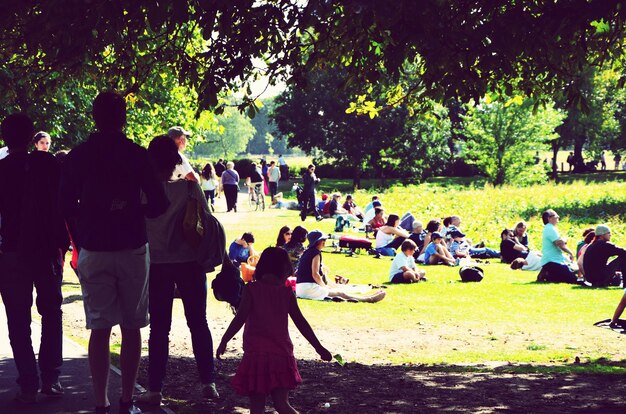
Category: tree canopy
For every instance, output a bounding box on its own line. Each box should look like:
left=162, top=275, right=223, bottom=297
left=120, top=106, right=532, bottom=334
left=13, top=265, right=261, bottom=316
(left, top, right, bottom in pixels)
left=1, top=1, right=624, bottom=115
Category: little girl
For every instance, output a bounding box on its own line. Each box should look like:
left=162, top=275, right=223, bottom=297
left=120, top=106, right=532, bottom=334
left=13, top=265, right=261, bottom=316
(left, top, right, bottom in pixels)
left=217, top=247, right=332, bottom=413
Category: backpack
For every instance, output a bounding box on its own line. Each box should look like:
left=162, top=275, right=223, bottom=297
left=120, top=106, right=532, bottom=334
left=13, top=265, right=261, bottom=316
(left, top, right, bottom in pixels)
left=460, top=266, right=484, bottom=282
left=335, top=216, right=350, bottom=232
left=211, top=258, right=244, bottom=308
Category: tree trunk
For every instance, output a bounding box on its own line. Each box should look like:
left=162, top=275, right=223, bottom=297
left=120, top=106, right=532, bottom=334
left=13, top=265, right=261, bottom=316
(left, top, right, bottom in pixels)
left=550, top=140, right=560, bottom=180
left=352, top=167, right=361, bottom=190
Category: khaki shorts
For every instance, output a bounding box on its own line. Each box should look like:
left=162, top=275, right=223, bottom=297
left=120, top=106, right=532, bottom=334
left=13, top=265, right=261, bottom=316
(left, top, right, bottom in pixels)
left=295, top=282, right=329, bottom=301
left=77, top=244, right=150, bottom=330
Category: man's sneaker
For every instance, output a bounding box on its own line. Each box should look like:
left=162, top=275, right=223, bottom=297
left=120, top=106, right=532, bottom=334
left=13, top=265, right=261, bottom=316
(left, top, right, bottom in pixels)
left=15, top=390, right=37, bottom=404
left=203, top=383, right=220, bottom=399
left=119, top=398, right=142, bottom=414
left=316, top=216, right=323, bottom=222
left=134, top=391, right=162, bottom=406
left=41, top=382, right=64, bottom=397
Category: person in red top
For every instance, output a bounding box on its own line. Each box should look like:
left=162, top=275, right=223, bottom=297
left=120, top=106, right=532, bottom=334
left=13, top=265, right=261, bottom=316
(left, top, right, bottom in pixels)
left=217, top=247, right=332, bottom=414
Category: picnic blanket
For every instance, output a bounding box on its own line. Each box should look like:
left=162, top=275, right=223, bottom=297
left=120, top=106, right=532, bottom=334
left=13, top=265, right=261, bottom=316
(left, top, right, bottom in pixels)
left=594, top=318, right=626, bottom=334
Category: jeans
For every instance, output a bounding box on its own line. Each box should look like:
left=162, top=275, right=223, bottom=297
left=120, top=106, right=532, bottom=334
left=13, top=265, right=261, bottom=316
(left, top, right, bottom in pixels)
left=203, top=189, right=215, bottom=208
left=268, top=181, right=278, bottom=199
left=0, top=252, right=63, bottom=392
left=300, top=192, right=320, bottom=220
left=469, top=247, right=500, bottom=259
left=148, top=261, right=215, bottom=391
left=376, top=236, right=407, bottom=257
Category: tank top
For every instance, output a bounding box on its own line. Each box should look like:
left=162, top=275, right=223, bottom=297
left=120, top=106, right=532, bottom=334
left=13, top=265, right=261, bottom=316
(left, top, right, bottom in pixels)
left=376, top=227, right=395, bottom=248
left=296, top=247, right=321, bottom=284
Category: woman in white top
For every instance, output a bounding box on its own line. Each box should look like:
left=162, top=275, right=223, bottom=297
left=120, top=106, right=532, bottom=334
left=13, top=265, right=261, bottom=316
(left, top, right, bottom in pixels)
left=375, top=214, right=409, bottom=256
left=200, top=162, right=218, bottom=209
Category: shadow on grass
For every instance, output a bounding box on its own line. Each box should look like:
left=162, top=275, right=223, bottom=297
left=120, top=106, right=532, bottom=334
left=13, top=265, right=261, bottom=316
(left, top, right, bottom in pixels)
left=139, top=355, right=626, bottom=414
left=62, top=294, right=83, bottom=305
left=517, top=198, right=626, bottom=223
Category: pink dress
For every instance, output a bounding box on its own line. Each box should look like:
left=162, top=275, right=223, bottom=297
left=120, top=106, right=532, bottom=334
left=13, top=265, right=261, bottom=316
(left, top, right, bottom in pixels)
left=231, top=281, right=302, bottom=395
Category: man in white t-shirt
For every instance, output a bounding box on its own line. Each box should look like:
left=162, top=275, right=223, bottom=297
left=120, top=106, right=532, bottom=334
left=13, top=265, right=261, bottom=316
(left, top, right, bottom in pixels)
left=168, top=126, right=199, bottom=182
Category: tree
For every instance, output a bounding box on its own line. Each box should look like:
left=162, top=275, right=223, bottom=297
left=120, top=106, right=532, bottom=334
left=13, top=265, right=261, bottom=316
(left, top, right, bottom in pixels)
left=462, top=96, right=565, bottom=186
left=197, top=107, right=256, bottom=159
left=273, top=67, right=450, bottom=187
left=246, top=98, right=286, bottom=154
left=0, top=1, right=623, bottom=116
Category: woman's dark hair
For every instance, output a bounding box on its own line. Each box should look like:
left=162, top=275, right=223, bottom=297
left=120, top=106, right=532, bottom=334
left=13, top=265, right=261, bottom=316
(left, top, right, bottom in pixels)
left=582, top=227, right=594, bottom=237
left=291, top=226, right=308, bottom=244
left=584, top=231, right=596, bottom=244
left=307, top=164, right=315, bottom=169
left=241, top=232, right=255, bottom=244
left=201, top=162, right=215, bottom=180
left=443, top=216, right=452, bottom=227
left=385, top=214, right=400, bottom=227
left=147, top=135, right=182, bottom=176
left=276, top=226, right=291, bottom=247
left=426, top=219, right=440, bottom=233
left=374, top=207, right=384, bottom=216
left=254, top=247, right=293, bottom=282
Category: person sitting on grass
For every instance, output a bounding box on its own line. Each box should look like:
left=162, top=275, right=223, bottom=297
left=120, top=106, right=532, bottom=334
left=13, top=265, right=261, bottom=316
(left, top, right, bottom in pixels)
left=282, top=226, right=308, bottom=272
left=229, top=232, right=257, bottom=266
left=582, top=224, right=626, bottom=287
left=513, top=221, right=529, bottom=248
left=576, top=227, right=595, bottom=257
left=449, top=230, right=500, bottom=259
left=389, top=240, right=427, bottom=283
left=416, top=219, right=442, bottom=263
left=367, top=207, right=386, bottom=232
left=375, top=214, right=410, bottom=257
left=424, top=232, right=458, bottom=266
left=276, top=226, right=292, bottom=248
left=328, top=192, right=359, bottom=221
left=500, top=229, right=529, bottom=263
left=576, top=230, right=595, bottom=279
left=408, top=221, right=427, bottom=256
left=364, top=195, right=382, bottom=214
left=539, top=209, right=579, bottom=284
left=296, top=230, right=386, bottom=302
left=342, top=194, right=364, bottom=221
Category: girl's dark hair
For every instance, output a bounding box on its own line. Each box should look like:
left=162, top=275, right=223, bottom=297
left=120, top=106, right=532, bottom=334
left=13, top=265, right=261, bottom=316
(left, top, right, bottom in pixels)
left=443, top=216, right=452, bottom=227
left=276, top=226, right=291, bottom=247
left=385, top=214, right=399, bottom=227
left=426, top=219, right=440, bottom=233
left=254, top=247, right=293, bottom=282
left=374, top=207, right=384, bottom=216
left=291, top=226, right=308, bottom=244
left=584, top=231, right=596, bottom=244
left=201, top=162, right=215, bottom=180
left=147, top=135, right=182, bottom=176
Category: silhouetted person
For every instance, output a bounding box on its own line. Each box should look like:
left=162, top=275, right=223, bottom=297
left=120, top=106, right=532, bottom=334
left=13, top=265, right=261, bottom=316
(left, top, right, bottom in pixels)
left=300, top=164, right=322, bottom=222
left=0, top=113, right=68, bottom=403
left=60, top=91, right=169, bottom=414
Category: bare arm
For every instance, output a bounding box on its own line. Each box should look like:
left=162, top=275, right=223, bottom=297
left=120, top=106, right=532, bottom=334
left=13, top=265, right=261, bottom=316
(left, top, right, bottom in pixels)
left=392, top=227, right=410, bottom=238
left=216, top=286, right=252, bottom=359
left=311, top=254, right=326, bottom=286
left=554, top=239, right=574, bottom=261
left=288, top=294, right=332, bottom=361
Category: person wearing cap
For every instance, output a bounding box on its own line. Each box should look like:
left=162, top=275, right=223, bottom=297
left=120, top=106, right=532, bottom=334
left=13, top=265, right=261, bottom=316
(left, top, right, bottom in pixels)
left=449, top=230, right=500, bottom=259
left=539, top=209, right=579, bottom=284
left=423, top=232, right=458, bottom=266
left=168, top=126, right=199, bottom=182
left=582, top=224, right=626, bottom=287
left=296, top=230, right=386, bottom=302
left=228, top=232, right=257, bottom=266
left=329, top=193, right=359, bottom=221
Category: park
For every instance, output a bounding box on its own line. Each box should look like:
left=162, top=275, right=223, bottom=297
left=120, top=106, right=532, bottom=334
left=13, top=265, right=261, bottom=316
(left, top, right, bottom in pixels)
left=1, top=1, right=626, bottom=413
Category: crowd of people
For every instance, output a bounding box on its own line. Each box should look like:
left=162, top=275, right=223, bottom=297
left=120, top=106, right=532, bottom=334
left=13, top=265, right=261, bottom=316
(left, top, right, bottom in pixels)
left=2, top=91, right=626, bottom=414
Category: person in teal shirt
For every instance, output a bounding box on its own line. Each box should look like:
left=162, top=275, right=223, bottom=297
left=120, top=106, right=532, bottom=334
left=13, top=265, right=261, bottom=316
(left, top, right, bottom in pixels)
left=539, top=209, right=578, bottom=283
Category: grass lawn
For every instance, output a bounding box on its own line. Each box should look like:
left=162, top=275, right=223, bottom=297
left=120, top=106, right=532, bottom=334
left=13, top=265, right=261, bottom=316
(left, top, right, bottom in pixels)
left=57, top=173, right=626, bottom=376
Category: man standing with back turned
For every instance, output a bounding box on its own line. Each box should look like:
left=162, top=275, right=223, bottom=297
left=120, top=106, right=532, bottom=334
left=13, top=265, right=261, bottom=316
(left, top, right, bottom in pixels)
left=61, top=92, right=169, bottom=414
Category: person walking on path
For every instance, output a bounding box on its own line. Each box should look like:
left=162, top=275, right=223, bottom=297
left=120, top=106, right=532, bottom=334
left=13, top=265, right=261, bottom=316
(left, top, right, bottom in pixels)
left=267, top=160, right=281, bottom=200
left=217, top=247, right=332, bottom=414
left=135, top=136, right=219, bottom=406
left=221, top=161, right=240, bottom=212
left=539, top=209, right=578, bottom=283
left=300, top=164, right=322, bottom=222
left=60, top=92, right=169, bottom=414
left=0, top=113, right=69, bottom=403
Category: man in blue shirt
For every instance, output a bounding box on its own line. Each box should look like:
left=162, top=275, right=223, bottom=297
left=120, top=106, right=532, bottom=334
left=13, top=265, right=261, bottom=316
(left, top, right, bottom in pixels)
left=539, top=209, right=578, bottom=283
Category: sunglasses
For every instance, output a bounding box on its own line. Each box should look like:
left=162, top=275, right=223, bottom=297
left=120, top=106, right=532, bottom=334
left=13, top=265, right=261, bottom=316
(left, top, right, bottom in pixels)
left=285, top=232, right=292, bottom=235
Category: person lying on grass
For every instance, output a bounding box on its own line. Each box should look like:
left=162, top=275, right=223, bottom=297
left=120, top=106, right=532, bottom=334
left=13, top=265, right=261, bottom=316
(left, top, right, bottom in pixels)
left=449, top=230, right=500, bottom=259
left=296, top=230, right=386, bottom=303
left=424, top=232, right=459, bottom=266
left=389, top=240, right=427, bottom=283
left=216, top=247, right=333, bottom=414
